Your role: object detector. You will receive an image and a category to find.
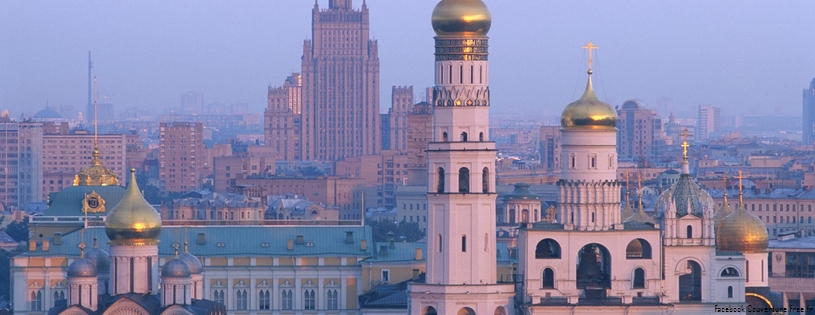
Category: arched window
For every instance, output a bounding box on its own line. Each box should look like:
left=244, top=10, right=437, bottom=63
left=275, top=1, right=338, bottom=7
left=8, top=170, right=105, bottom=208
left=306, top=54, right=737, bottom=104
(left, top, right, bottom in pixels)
left=542, top=268, right=555, bottom=288
left=720, top=267, right=740, bottom=277
left=633, top=268, right=645, bottom=288
left=461, top=235, right=467, bottom=252
left=482, top=167, right=489, bottom=193
left=459, top=168, right=470, bottom=193
left=460, top=132, right=468, bottom=142
left=727, top=286, right=733, bottom=298
left=686, top=225, right=693, bottom=238
left=479, top=132, right=484, bottom=141
left=422, top=306, right=438, bottom=315
left=535, top=239, right=561, bottom=259
left=679, top=261, right=702, bottom=301
left=437, top=168, right=445, bottom=193
left=626, top=239, right=652, bottom=259
left=522, top=210, right=529, bottom=223
left=509, top=209, right=516, bottom=224
left=442, top=132, right=448, bottom=142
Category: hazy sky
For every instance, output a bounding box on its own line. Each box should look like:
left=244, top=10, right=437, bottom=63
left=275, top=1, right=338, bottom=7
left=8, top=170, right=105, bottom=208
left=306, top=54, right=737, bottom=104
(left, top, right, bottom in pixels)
left=2, top=1, right=814, bottom=121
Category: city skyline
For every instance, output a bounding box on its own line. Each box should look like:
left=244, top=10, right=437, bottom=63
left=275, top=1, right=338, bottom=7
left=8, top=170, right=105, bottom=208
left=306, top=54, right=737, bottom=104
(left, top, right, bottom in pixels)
left=1, top=1, right=815, bottom=120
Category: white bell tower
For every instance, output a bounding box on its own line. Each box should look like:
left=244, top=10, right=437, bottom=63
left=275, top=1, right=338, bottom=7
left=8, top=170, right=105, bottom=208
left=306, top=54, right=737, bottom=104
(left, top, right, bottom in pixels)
left=408, top=1, right=514, bottom=314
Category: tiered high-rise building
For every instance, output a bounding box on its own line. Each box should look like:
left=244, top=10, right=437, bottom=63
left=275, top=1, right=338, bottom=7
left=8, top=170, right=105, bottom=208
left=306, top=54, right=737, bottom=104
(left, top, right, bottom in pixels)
left=408, top=1, right=515, bottom=314
left=265, top=73, right=302, bottom=161
left=0, top=113, right=43, bottom=207
left=388, top=86, right=414, bottom=152
left=300, top=0, right=380, bottom=161
left=803, top=79, right=815, bottom=144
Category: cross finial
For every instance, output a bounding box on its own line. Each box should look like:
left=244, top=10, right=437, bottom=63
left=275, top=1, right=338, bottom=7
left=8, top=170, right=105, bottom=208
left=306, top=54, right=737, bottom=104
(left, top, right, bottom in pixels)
left=78, top=242, right=87, bottom=258
left=722, top=172, right=728, bottom=203
left=173, top=242, right=180, bottom=257
left=735, top=170, right=747, bottom=206
left=582, top=41, right=599, bottom=74
left=680, top=128, right=692, bottom=160
left=636, top=172, right=643, bottom=208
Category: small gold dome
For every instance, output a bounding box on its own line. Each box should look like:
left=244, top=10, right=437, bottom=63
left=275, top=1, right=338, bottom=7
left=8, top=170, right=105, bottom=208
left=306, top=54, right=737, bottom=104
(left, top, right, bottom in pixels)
left=74, top=149, right=119, bottom=186
left=431, top=0, right=491, bottom=36
left=105, top=169, right=161, bottom=245
left=716, top=205, right=769, bottom=253
left=560, top=74, right=617, bottom=129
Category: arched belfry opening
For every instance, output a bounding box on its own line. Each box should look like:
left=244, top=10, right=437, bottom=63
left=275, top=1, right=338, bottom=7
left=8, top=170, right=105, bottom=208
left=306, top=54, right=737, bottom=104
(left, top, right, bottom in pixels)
left=679, top=260, right=702, bottom=302
left=437, top=168, right=445, bottom=193
left=458, top=168, right=470, bottom=193
left=576, top=243, right=612, bottom=299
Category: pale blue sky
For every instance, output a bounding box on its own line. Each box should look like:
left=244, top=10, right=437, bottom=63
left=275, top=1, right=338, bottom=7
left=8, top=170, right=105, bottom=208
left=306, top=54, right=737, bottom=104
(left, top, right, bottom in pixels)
left=1, top=1, right=814, bottom=120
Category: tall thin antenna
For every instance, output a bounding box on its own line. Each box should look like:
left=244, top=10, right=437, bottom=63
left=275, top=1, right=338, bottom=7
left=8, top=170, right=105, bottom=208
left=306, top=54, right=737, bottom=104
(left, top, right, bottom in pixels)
left=93, top=76, right=99, bottom=149
left=87, top=51, right=93, bottom=123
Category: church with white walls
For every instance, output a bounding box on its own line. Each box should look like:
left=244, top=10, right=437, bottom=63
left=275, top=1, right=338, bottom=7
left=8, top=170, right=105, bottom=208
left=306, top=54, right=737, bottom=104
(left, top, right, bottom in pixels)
left=409, top=1, right=776, bottom=314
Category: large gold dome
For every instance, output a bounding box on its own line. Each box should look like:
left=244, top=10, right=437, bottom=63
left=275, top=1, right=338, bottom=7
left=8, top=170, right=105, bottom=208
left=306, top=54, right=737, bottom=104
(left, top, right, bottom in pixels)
left=105, top=169, right=161, bottom=245
left=716, top=205, right=769, bottom=253
left=431, top=0, right=491, bottom=36
left=561, top=74, right=617, bottom=129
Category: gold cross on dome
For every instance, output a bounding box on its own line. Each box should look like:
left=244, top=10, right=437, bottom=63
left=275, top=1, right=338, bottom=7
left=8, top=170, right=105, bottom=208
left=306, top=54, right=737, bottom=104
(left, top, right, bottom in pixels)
left=582, top=41, right=599, bottom=73
left=680, top=128, right=693, bottom=159
left=735, top=170, right=747, bottom=205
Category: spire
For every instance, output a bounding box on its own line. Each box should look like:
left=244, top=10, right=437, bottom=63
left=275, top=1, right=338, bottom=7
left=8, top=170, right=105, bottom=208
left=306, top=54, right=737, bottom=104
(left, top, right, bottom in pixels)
left=722, top=172, right=729, bottom=204
left=622, top=171, right=633, bottom=220
left=91, top=76, right=101, bottom=166
left=736, top=170, right=746, bottom=209
left=637, top=172, right=643, bottom=210
left=87, top=51, right=93, bottom=117
left=680, top=128, right=691, bottom=174
left=173, top=242, right=180, bottom=258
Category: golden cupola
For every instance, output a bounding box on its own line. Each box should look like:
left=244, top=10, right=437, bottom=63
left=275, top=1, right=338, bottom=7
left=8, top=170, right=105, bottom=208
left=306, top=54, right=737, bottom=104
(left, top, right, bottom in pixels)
left=716, top=172, right=769, bottom=253
left=431, top=0, right=491, bottom=36
left=560, top=70, right=617, bottom=129
left=73, top=148, right=119, bottom=186
left=105, top=169, right=161, bottom=245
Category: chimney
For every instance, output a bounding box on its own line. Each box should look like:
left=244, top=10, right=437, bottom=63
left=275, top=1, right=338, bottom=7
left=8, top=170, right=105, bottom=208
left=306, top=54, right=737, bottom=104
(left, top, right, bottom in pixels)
left=387, top=231, right=395, bottom=249
left=29, top=240, right=37, bottom=252
left=414, top=247, right=422, bottom=260
left=296, top=235, right=305, bottom=245
left=53, top=232, right=62, bottom=245
left=287, top=239, right=294, bottom=251
left=41, top=240, right=50, bottom=252
left=197, top=233, right=206, bottom=245
left=412, top=269, right=420, bottom=281
left=345, top=231, right=354, bottom=244
left=360, top=239, right=367, bottom=251
left=379, top=245, right=389, bottom=257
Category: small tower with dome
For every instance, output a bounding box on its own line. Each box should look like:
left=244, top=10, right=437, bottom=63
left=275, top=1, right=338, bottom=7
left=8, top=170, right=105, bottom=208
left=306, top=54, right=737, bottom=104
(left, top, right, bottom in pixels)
left=105, top=169, right=162, bottom=295
left=178, top=238, right=205, bottom=299
left=161, top=243, right=193, bottom=307
left=67, top=241, right=99, bottom=311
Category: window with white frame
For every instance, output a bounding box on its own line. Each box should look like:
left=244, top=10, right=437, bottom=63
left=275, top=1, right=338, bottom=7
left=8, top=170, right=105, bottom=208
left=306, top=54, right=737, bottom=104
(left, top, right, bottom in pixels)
left=258, top=289, right=271, bottom=310
left=281, top=289, right=293, bottom=310
left=236, top=290, right=248, bottom=310
left=569, top=153, right=577, bottom=169
left=326, top=289, right=339, bottom=310
left=30, top=290, right=42, bottom=311
left=381, top=270, right=391, bottom=284
left=213, top=289, right=225, bottom=305
left=304, top=289, right=316, bottom=310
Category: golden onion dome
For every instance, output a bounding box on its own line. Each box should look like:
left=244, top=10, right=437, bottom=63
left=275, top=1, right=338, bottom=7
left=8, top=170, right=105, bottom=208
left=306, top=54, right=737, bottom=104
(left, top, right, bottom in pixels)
left=560, top=73, right=617, bottom=129
left=105, top=169, right=161, bottom=245
left=716, top=204, right=769, bottom=253
left=431, top=0, right=491, bottom=36
left=74, top=148, right=119, bottom=186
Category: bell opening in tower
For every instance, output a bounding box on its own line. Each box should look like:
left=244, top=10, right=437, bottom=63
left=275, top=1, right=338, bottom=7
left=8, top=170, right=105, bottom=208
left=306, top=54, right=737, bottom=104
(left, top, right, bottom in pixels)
left=576, top=244, right=611, bottom=299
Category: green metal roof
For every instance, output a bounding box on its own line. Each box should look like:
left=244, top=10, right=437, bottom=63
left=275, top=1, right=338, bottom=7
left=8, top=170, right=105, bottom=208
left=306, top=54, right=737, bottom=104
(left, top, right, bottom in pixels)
left=45, top=185, right=127, bottom=217
left=28, top=225, right=373, bottom=258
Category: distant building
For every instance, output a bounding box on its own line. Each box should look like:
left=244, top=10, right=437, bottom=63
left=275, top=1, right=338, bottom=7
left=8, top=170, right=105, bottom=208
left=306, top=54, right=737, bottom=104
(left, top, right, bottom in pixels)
left=803, top=79, right=815, bottom=144
left=264, top=73, right=302, bottom=161
left=159, top=122, right=204, bottom=192
left=388, top=86, right=413, bottom=152
left=0, top=114, right=43, bottom=207
left=405, top=102, right=433, bottom=185
left=300, top=0, right=380, bottom=161
left=697, top=104, right=721, bottom=140
left=162, top=191, right=265, bottom=221
left=617, top=100, right=666, bottom=163
left=538, top=125, right=561, bottom=172
left=41, top=132, right=127, bottom=199
left=180, top=91, right=204, bottom=114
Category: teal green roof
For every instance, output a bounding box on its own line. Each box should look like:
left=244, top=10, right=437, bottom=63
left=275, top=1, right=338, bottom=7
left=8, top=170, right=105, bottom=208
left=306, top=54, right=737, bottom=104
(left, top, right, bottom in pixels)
left=366, top=241, right=513, bottom=263
left=45, top=185, right=127, bottom=217
left=27, top=225, right=373, bottom=258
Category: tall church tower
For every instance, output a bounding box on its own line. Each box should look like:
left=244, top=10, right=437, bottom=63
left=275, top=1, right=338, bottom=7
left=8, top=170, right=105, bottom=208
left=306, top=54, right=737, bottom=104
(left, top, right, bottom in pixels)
left=301, top=0, right=380, bottom=161
left=408, top=1, right=514, bottom=314
left=558, top=43, right=622, bottom=231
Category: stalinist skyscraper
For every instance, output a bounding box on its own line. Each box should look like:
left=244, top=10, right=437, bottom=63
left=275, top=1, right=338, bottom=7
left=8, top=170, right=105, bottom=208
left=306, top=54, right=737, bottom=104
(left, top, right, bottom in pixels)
left=300, top=0, right=380, bottom=161
left=409, top=1, right=514, bottom=314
